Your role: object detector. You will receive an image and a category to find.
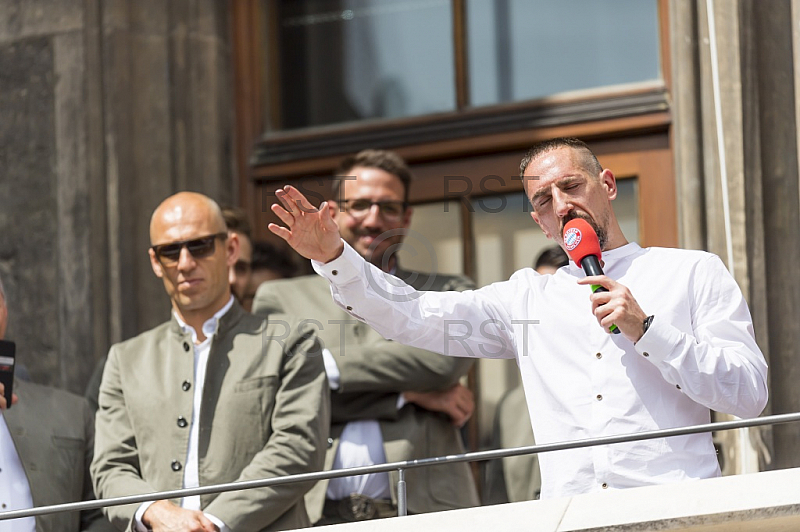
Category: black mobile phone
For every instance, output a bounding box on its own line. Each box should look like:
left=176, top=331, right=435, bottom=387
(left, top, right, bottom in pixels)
left=0, top=339, right=16, bottom=409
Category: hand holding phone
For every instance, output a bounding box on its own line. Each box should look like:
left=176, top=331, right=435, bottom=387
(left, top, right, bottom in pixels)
left=0, top=339, right=16, bottom=409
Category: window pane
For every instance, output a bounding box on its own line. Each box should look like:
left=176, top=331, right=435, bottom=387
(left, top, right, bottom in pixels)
left=467, top=0, right=661, bottom=106
left=398, top=201, right=464, bottom=275
left=275, top=0, right=456, bottom=130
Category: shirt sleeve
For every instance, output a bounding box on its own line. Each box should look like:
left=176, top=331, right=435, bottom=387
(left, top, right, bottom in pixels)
left=133, top=502, right=153, bottom=532
left=204, top=512, right=229, bottom=532
left=313, top=241, right=516, bottom=360
left=633, top=253, right=768, bottom=418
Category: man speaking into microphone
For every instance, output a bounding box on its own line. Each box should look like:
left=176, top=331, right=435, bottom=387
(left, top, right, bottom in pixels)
left=268, top=137, right=768, bottom=499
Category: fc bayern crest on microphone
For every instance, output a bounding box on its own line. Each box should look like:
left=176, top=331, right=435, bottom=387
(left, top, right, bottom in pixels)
left=563, top=227, right=582, bottom=251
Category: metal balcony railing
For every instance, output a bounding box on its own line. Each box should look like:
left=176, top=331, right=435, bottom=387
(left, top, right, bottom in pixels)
left=1, top=412, right=799, bottom=523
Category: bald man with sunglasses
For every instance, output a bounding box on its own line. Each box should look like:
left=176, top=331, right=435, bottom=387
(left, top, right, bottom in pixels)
left=90, top=192, right=329, bottom=532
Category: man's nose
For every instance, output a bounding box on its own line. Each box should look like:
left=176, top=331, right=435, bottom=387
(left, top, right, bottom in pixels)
left=552, top=189, right=573, bottom=218
left=361, top=204, right=384, bottom=226
left=177, top=246, right=197, bottom=270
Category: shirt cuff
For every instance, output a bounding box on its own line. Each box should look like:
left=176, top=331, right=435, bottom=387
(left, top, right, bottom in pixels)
left=322, top=348, right=341, bottom=390
left=134, top=501, right=155, bottom=532
left=633, top=315, right=683, bottom=364
left=312, top=240, right=363, bottom=285
left=205, top=512, right=229, bottom=532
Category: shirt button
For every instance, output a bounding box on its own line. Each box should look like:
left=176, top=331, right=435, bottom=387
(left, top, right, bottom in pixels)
left=182, top=381, right=191, bottom=392
left=595, top=352, right=602, bottom=359
left=596, top=394, right=603, bottom=401
left=643, top=352, right=649, bottom=357
left=602, top=482, right=608, bottom=489
left=171, top=460, right=182, bottom=472
left=183, top=342, right=191, bottom=352
left=346, top=306, right=353, bottom=311
left=177, top=416, right=188, bottom=428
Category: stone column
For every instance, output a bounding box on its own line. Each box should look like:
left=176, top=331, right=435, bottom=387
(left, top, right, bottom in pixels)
left=0, top=0, right=233, bottom=392
left=746, top=0, right=800, bottom=471
left=670, top=0, right=800, bottom=471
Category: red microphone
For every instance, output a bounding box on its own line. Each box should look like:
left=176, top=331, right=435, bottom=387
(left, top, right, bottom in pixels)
left=563, top=218, right=620, bottom=334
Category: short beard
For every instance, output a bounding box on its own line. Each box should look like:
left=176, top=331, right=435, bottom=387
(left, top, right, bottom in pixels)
left=561, top=212, right=608, bottom=250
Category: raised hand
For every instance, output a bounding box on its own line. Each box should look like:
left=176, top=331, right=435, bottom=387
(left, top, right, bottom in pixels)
left=268, top=186, right=345, bottom=263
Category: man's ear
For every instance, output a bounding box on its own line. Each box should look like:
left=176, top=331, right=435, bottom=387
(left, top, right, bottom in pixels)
left=226, top=232, right=240, bottom=268
left=327, top=200, right=344, bottom=232
left=601, top=169, right=618, bottom=201
left=327, top=200, right=339, bottom=221
left=149, top=249, right=164, bottom=279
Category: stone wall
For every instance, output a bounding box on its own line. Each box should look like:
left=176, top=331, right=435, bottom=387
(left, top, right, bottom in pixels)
left=0, top=0, right=233, bottom=392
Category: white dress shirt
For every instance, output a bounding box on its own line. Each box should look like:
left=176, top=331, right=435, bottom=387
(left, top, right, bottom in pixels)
left=135, top=296, right=234, bottom=531
left=314, top=241, right=768, bottom=499
left=322, top=349, right=392, bottom=500
left=0, top=415, right=35, bottom=532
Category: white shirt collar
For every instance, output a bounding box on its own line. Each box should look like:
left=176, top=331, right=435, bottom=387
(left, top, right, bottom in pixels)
left=568, top=242, right=642, bottom=273
left=174, top=295, right=235, bottom=344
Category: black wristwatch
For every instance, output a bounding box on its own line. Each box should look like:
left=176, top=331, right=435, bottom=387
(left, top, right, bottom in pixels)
left=642, top=315, right=655, bottom=337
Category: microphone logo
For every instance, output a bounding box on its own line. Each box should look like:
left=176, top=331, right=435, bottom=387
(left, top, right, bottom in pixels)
left=563, top=227, right=582, bottom=251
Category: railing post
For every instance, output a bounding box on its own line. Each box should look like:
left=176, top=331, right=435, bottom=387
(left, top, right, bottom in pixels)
left=397, top=468, right=407, bottom=516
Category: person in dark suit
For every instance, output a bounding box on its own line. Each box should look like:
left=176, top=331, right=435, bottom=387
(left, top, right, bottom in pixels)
left=90, top=192, right=329, bottom=531
left=0, top=274, right=114, bottom=532
left=253, top=150, right=478, bottom=525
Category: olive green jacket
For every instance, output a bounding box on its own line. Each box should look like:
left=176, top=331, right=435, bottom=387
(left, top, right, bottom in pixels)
left=253, top=267, right=479, bottom=523
left=91, top=303, right=329, bottom=531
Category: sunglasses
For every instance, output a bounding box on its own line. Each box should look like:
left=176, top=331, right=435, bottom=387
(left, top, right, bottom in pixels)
left=151, top=233, right=227, bottom=265
left=341, top=199, right=407, bottom=220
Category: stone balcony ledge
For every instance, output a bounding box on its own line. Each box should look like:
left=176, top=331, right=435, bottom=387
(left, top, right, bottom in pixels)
left=310, top=467, right=800, bottom=531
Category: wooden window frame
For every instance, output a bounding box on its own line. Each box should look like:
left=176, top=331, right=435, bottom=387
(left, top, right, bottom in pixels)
left=232, top=0, right=672, bottom=185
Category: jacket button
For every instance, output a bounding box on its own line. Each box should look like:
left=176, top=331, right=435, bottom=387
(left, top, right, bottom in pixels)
left=346, top=306, right=352, bottom=311
left=177, top=416, right=188, bottom=428
left=332, top=270, right=338, bottom=276
left=183, top=342, right=191, bottom=352
left=182, top=381, right=191, bottom=391
left=171, top=460, right=182, bottom=472
left=327, top=437, right=334, bottom=448
left=596, top=394, right=603, bottom=401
